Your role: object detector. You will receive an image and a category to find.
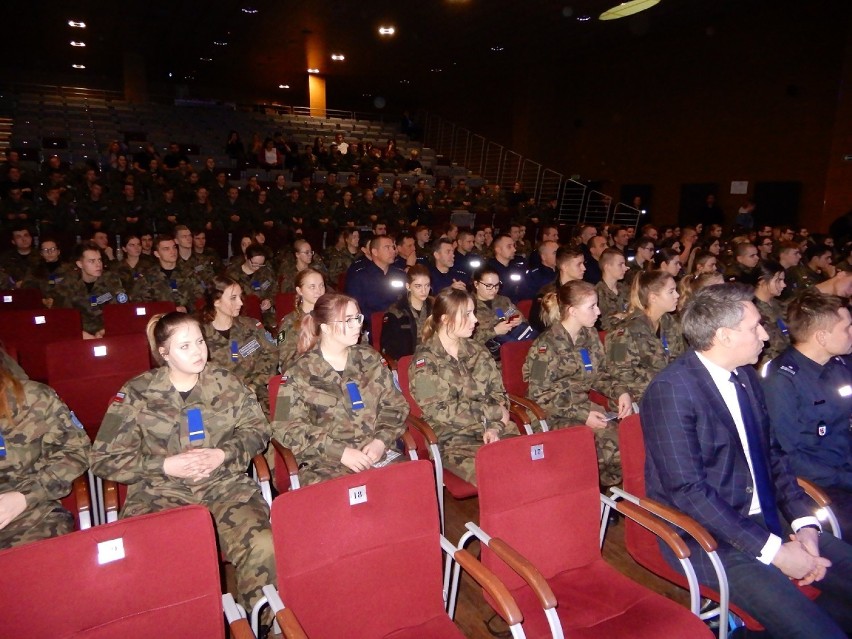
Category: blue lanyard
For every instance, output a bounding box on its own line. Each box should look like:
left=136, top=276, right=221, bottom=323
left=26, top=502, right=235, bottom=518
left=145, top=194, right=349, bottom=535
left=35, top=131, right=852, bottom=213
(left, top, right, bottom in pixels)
left=0, top=431, right=6, bottom=459
left=346, top=381, right=365, bottom=411
left=579, top=348, right=593, bottom=373
left=776, top=318, right=789, bottom=336
left=230, top=340, right=239, bottom=362
left=187, top=408, right=205, bottom=444
left=661, top=332, right=669, bottom=355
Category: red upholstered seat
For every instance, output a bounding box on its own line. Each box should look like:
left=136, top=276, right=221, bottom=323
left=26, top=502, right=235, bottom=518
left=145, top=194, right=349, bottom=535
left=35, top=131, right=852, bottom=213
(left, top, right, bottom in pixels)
left=102, top=300, right=176, bottom=336
left=0, top=308, right=82, bottom=381
left=275, top=291, right=296, bottom=323
left=0, top=287, right=44, bottom=310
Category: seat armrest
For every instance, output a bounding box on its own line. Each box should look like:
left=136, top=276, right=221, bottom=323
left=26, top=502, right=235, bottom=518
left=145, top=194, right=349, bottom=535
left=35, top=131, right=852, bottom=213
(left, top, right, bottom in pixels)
left=400, top=430, right=418, bottom=460
left=102, top=479, right=120, bottom=523
left=271, top=439, right=300, bottom=491
left=508, top=393, right=548, bottom=421
left=453, top=547, right=524, bottom=627
left=615, top=500, right=691, bottom=560
left=406, top=414, right=439, bottom=445
left=251, top=453, right=271, bottom=484
left=614, top=489, right=718, bottom=553
left=488, top=537, right=557, bottom=609
left=71, top=475, right=91, bottom=516
left=262, top=585, right=308, bottom=639
left=797, top=477, right=832, bottom=508
left=222, top=593, right=256, bottom=639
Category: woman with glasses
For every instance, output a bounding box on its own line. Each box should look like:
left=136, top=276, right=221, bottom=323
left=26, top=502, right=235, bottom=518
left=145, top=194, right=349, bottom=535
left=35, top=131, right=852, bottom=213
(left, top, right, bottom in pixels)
left=605, top=270, right=684, bottom=401
left=225, top=243, right=277, bottom=329
left=277, top=268, right=325, bottom=371
left=200, top=274, right=278, bottom=415
left=409, top=288, right=510, bottom=484
left=749, top=260, right=790, bottom=367
left=272, top=293, right=408, bottom=485
left=472, top=267, right=531, bottom=359
left=277, top=239, right=329, bottom=293
left=381, top=264, right=433, bottom=360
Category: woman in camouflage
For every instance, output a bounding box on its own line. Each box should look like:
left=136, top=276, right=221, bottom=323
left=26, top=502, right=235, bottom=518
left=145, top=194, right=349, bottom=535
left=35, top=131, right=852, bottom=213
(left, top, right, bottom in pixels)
left=0, top=350, right=90, bottom=549
left=90, top=312, right=274, bottom=615
left=276, top=268, right=325, bottom=371
left=272, top=293, right=408, bottom=485
left=749, top=260, right=790, bottom=368
left=409, top=288, right=510, bottom=484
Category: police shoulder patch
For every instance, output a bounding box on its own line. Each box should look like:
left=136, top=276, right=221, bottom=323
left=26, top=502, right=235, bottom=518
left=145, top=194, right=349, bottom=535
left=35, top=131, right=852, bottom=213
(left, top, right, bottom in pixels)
left=779, top=363, right=798, bottom=377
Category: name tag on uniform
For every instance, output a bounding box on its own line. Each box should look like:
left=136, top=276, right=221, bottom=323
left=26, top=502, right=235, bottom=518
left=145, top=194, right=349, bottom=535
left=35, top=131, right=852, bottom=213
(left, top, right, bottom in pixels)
left=0, top=432, right=6, bottom=459
left=817, top=422, right=827, bottom=437
left=95, top=292, right=113, bottom=305
left=187, top=408, right=205, bottom=444
left=579, top=348, right=593, bottom=372
left=239, top=339, right=261, bottom=358
left=194, top=264, right=206, bottom=273
left=90, top=295, right=98, bottom=307
left=260, top=280, right=271, bottom=291
left=346, top=381, right=365, bottom=410
left=230, top=340, right=239, bottom=362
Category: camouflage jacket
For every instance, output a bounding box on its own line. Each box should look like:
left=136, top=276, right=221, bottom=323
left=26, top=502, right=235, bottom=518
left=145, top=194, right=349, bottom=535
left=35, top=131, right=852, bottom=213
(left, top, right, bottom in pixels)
left=179, top=252, right=219, bottom=284
left=90, top=366, right=270, bottom=507
left=783, top=264, right=825, bottom=299
left=605, top=310, right=684, bottom=401
left=276, top=307, right=306, bottom=373
left=524, top=322, right=629, bottom=426
left=276, top=256, right=330, bottom=294
left=225, top=263, right=277, bottom=304
left=113, top=255, right=157, bottom=291
left=754, top=297, right=790, bottom=368
left=131, top=261, right=201, bottom=309
left=53, top=270, right=130, bottom=334
left=19, top=261, right=75, bottom=299
left=595, top=280, right=629, bottom=331
left=0, top=381, right=90, bottom=521
left=324, top=247, right=360, bottom=283
left=0, top=250, right=40, bottom=285
left=409, top=337, right=508, bottom=448
left=272, top=344, right=408, bottom=472
left=473, top=295, right=526, bottom=346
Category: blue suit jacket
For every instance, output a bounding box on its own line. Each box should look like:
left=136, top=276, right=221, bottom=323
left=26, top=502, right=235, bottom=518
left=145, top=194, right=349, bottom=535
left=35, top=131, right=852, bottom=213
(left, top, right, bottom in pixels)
left=640, top=350, right=813, bottom=558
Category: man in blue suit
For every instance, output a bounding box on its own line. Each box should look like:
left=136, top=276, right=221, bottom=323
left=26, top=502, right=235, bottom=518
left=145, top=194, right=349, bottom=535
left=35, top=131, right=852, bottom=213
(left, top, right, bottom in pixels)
left=641, top=283, right=852, bottom=638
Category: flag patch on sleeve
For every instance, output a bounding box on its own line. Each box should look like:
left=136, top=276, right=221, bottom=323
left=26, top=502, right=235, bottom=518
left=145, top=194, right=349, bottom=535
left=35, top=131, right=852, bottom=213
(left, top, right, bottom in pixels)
left=112, top=392, right=126, bottom=404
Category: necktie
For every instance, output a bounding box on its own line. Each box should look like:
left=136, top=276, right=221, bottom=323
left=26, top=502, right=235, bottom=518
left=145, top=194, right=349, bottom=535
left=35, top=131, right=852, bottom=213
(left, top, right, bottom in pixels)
left=730, top=371, right=784, bottom=537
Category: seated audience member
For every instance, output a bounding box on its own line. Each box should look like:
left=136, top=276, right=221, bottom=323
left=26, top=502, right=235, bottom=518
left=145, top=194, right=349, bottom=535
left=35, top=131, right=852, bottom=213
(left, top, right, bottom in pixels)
left=381, top=265, right=432, bottom=361
left=521, top=240, right=558, bottom=300
left=277, top=239, right=328, bottom=293
left=529, top=245, right=587, bottom=332
left=605, top=270, right=684, bottom=401
left=325, top=228, right=361, bottom=283
left=114, top=234, right=156, bottom=290
left=582, top=235, right=608, bottom=285
left=595, top=248, right=630, bottom=330
left=652, top=246, right=683, bottom=280
left=0, top=351, right=90, bottom=549
left=747, top=260, right=790, bottom=367
left=690, top=250, right=719, bottom=277
left=786, top=243, right=835, bottom=297
left=763, top=289, right=852, bottom=535
left=454, top=229, right=483, bottom=278
left=409, top=288, right=511, bottom=484
left=725, top=242, right=761, bottom=282
left=472, top=267, right=534, bottom=359
left=625, top=235, right=655, bottom=285
left=642, top=283, right=852, bottom=639
left=19, top=237, right=70, bottom=304
left=131, top=234, right=200, bottom=313
left=225, top=243, right=277, bottom=329
left=0, top=225, right=40, bottom=285
left=199, top=275, right=278, bottom=416
left=429, top=237, right=469, bottom=294
left=677, top=271, right=724, bottom=313
left=277, top=268, right=326, bottom=372
left=523, top=281, right=632, bottom=486
left=486, top=234, right=526, bottom=303
left=272, top=294, right=408, bottom=485
left=344, top=235, right=407, bottom=320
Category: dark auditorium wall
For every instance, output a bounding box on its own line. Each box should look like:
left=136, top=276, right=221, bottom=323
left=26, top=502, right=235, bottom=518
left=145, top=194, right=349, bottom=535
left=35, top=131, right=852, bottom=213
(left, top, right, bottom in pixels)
left=424, top=0, right=852, bottom=231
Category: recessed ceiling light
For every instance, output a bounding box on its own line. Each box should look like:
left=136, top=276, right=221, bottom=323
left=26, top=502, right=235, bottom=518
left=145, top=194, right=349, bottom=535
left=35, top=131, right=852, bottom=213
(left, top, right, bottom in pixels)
left=68, top=20, right=86, bottom=28
left=430, top=68, right=443, bottom=73
left=241, top=7, right=259, bottom=14
left=378, top=26, right=395, bottom=35
left=72, top=64, right=86, bottom=69
left=399, top=79, right=410, bottom=84
left=213, top=41, right=228, bottom=46
left=577, top=14, right=592, bottom=21
left=278, top=84, right=290, bottom=89
left=490, top=46, right=504, bottom=52
left=70, top=41, right=86, bottom=47
left=331, top=54, right=345, bottom=61
left=307, top=68, right=319, bottom=74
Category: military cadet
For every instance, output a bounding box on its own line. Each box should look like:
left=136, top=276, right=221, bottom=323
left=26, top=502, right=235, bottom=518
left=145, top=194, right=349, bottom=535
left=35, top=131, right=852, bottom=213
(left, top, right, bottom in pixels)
left=277, top=268, right=326, bottom=372
left=0, top=225, right=40, bottom=286
left=747, top=260, right=790, bottom=368
left=409, top=288, right=510, bottom=484
left=90, top=312, right=274, bottom=615
left=595, top=248, right=630, bottom=330
left=429, top=237, right=469, bottom=294
left=53, top=241, right=130, bottom=339
left=225, top=243, right=277, bottom=329
left=200, top=275, right=278, bottom=416
left=19, top=238, right=71, bottom=304
left=175, top=225, right=216, bottom=283
left=486, top=234, right=526, bottom=303
left=113, top=234, right=156, bottom=290
left=763, top=289, right=852, bottom=534
left=652, top=246, right=683, bottom=280
left=272, top=293, right=408, bottom=485
left=605, top=270, right=684, bottom=402
left=471, top=267, right=533, bottom=359
left=529, top=246, right=586, bottom=332
left=0, top=351, right=91, bottom=549
left=625, top=236, right=655, bottom=286
left=324, top=228, right=361, bottom=284
left=785, top=243, right=834, bottom=298
left=676, top=272, right=724, bottom=314
left=192, top=229, right=222, bottom=269
left=523, top=281, right=633, bottom=487
left=277, top=239, right=329, bottom=293
left=345, top=235, right=407, bottom=320
left=381, top=264, right=433, bottom=361
left=131, top=234, right=201, bottom=313
left=723, top=242, right=760, bottom=282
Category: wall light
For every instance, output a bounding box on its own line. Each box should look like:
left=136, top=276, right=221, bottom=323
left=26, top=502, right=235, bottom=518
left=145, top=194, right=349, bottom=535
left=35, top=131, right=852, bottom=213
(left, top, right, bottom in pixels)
left=331, top=54, right=345, bottom=61
left=72, top=64, right=86, bottom=69
left=70, top=41, right=86, bottom=47
left=378, top=26, right=395, bottom=35
left=307, top=68, right=320, bottom=74
left=68, top=20, right=86, bottom=28
left=278, top=84, right=290, bottom=89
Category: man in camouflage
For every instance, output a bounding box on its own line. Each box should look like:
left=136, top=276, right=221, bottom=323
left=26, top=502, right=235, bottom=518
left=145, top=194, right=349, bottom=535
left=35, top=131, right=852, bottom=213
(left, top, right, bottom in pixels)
left=225, top=244, right=277, bottom=329
left=595, top=248, right=630, bottom=330
left=324, top=228, right=361, bottom=284
left=131, top=234, right=201, bottom=313
left=53, top=241, right=130, bottom=338
left=175, top=225, right=218, bottom=283
left=18, top=238, right=73, bottom=305
left=90, top=364, right=274, bottom=614
left=272, top=343, right=408, bottom=486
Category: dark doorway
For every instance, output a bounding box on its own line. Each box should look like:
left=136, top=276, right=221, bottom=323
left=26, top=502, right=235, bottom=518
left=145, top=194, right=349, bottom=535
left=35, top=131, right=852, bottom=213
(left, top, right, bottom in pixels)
left=619, top=184, right=654, bottom=219
left=679, top=183, right=719, bottom=226
left=753, top=181, right=801, bottom=228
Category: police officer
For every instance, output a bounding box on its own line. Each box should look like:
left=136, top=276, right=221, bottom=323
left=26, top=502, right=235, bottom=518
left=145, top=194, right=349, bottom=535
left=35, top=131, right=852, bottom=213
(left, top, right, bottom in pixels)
left=53, top=241, right=130, bottom=339
left=762, top=290, right=852, bottom=534
left=523, top=281, right=632, bottom=486
left=272, top=293, right=408, bottom=486
left=131, top=234, right=201, bottom=313
left=486, top=234, right=526, bottom=303
left=409, top=288, right=510, bottom=485
left=454, top=229, right=483, bottom=278
left=225, top=243, right=277, bottom=329
left=429, top=237, right=469, bottom=294
left=521, top=240, right=557, bottom=301
left=90, top=312, right=274, bottom=615
left=345, top=235, right=407, bottom=320
left=200, top=275, right=278, bottom=416
left=0, top=353, right=90, bottom=549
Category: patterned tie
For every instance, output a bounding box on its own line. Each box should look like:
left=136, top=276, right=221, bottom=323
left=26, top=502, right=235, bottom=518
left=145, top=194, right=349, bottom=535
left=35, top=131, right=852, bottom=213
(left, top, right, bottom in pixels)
left=730, top=371, right=784, bottom=537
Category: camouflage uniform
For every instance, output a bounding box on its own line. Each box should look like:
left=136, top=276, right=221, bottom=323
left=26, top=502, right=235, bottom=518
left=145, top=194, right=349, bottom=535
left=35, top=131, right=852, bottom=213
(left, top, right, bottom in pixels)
left=225, top=262, right=277, bottom=329
left=19, top=261, right=75, bottom=301
left=0, top=250, right=40, bottom=286
left=276, top=256, right=330, bottom=294
left=595, top=280, right=629, bottom=331
left=272, top=344, right=408, bottom=486
left=754, top=297, right=790, bottom=368
left=131, top=261, right=202, bottom=309
left=381, top=296, right=433, bottom=360
left=201, top=317, right=279, bottom=416
left=0, top=380, right=91, bottom=549
left=90, top=366, right=273, bottom=612
left=53, top=270, right=130, bottom=335
left=179, top=253, right=218, bottom=285
left=0, top=264, right=13, bottom=289
left=276, top=307, right=306, bottom=373
left=324, top=247, right=360, bottom=284
left=605, top=310, right=684, bottom=402
left=409, top=337, right=509, bottom=484
left=472, top=295, right=527, bottom=348
left=784, top=264, right=824, bottom=299
left=113, top=255, right=156, bottom=291
left=523, top=322, right=629, bottom=486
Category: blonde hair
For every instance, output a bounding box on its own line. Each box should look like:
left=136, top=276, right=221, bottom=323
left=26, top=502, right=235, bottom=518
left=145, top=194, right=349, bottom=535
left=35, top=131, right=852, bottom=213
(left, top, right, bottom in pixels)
left=678, top=272, right=724, bottom=312
left=145, top=312, right=200, bottom=366
left=540, top=280, right=596, bottom=327
left=628, top=270, right=674, bottom=314
left=422, top=288, right=474, bottom=341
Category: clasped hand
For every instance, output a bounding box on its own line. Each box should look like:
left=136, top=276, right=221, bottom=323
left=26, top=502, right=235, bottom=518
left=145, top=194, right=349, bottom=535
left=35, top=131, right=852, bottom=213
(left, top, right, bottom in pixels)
left=163, top=448, right=226, bottom=481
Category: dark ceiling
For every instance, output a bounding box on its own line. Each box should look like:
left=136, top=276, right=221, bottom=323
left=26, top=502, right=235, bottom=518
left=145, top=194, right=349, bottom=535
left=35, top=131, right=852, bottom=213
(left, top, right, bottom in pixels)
left=0, top=0, right=756, bottom=108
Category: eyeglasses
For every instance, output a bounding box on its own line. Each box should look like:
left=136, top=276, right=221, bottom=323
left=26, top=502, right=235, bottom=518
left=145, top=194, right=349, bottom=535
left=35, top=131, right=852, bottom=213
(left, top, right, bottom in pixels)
left=477, top=282, right=500, bottom=290
left=330, top=314, right=364, bottom=329
left=40, top=247, right=58, bottom=253
left=248, top=260, right=265, bottom=268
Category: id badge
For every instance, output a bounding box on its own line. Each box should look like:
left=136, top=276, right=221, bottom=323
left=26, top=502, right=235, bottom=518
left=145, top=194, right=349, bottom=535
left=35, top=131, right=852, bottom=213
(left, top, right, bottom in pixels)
left=187, top=408, right=205, bottom=444
left=346, top=381, right=365, bottom=411
left=230, top=340, right=239, bottom=362
left=579, top=348, right=593, bottom=372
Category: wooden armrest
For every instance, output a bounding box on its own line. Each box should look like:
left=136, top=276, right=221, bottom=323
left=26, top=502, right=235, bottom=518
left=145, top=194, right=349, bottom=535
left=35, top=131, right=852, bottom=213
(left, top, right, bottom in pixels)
left=251, top=453, right=271, bottom=484
left=400, top=430, right=417, bottom=457
left=615, top=500, right=691, bottom=560
left=228, top=618, right=256, bottom=639
left=103, top=479, right=120, bottom=516
left=488, top=538, right=557, bottom=609
left=71, top=475, right=91, bottom=514
left=271, top=438, right=300, bottom=483
left=508, top=393, right=548, bottom=421
left=635, top=496, right=718, bottom=553
left=278, top=608, right=308, bottom=639
left=797, top=477, right=832, bottom=508
left=406, top=414, right=439, bottom=445
left=454, top=548, right=524, bottom=627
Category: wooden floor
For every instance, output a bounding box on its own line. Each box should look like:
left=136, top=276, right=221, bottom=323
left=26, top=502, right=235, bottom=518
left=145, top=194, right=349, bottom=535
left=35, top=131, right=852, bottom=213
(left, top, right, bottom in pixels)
left=444, top=490, right=692, bottom=638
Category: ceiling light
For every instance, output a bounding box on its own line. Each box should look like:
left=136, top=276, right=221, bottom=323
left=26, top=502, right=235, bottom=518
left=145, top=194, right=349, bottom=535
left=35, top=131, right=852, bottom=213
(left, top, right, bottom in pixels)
left=577, top=14, right=591, bottom=21
left=307, top=68, right=320, bottom=74
left=241, top=7, right=259, bottom=14
left=399, top=79, right=410, bottom=84
left=278, top=84, right=290, bottom=89
left=70, top=41, right=86, bottom=47
left=68, top=20, right=86, bottom=28
left=599, top=0, right=661, bottom=20
left=331, top=54, right=345, bottom=61
left=378, top=26, right=395, bottom=35
left=72, top=64, right=86, bottom=69
left=490, top=46, right=504, bottom=52
left=199, top=57, right=212, bottom=62
left=430, top=68, right=443, bottom=73
left=213, top=41, right=228, bottom=46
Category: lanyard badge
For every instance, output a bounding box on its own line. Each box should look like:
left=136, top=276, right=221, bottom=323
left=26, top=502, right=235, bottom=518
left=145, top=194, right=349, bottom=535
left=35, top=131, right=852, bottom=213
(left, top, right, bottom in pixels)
left=660, top=332, right=669, bottom=355
left=0, top=431, right=6, bottom=459
left=579, top=348, right=593, bottom=372
left=346, top=381, right=365, bottom=411
left=230, top=340, right=239, bottom=362
left=187, top=408, right=205, bottom=444
left=776, top=318, right=789, bottom=336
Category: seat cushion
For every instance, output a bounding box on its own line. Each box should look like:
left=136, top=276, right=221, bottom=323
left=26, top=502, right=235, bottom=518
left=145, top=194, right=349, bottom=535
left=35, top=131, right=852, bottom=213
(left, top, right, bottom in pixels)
left=383, top=613, right=465, bottom=638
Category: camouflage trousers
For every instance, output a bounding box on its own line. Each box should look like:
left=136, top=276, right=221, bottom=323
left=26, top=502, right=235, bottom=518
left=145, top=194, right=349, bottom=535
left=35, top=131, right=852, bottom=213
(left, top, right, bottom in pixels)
left=122, top=487, right=275, bottom=613
left=594, top=424, right=622, bottom=488
left=295, top=448, right=407, bottom=487
left=0, top=504, right=74, bottom=550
